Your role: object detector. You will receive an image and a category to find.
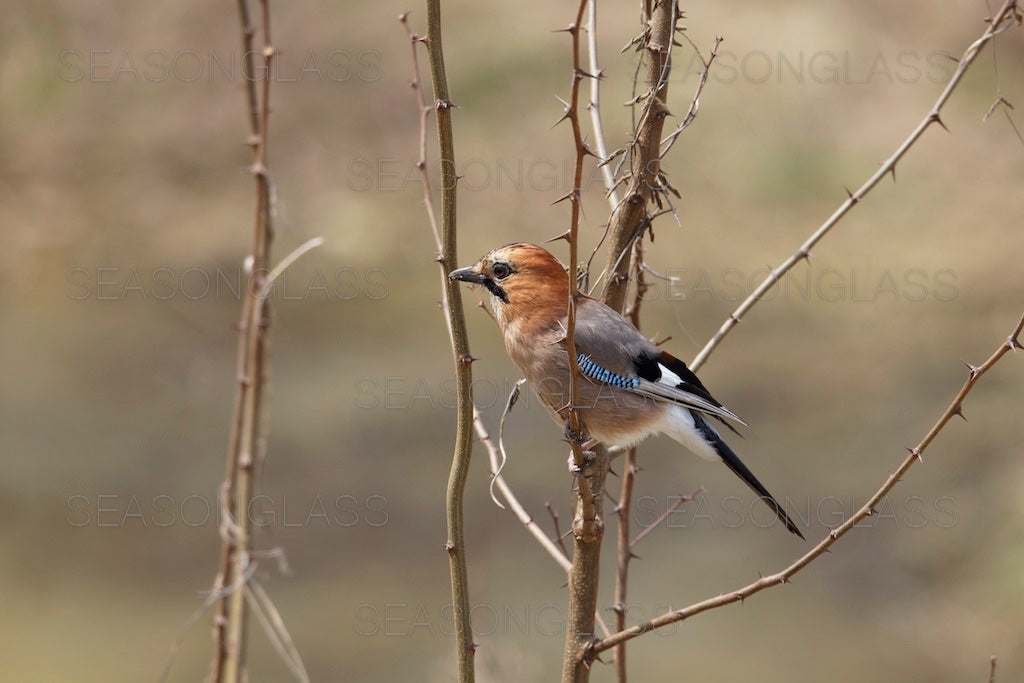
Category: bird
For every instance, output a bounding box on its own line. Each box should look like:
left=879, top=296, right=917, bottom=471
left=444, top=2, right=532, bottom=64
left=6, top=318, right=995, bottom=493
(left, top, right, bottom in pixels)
left=449, top=242, right=804, bottom=539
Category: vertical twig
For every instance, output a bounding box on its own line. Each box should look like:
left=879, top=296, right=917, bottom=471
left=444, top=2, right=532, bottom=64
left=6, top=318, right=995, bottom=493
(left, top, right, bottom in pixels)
left=611, top=241, right=648, bottom=682
left=559, top=2, right=610, bottom=682
left=612, top=444, right=636, bottom=683
left=586, top=0, right=619, bottom=208
left=601, top=0, right=679, bottom=313
left=410, top=4, right=478, bottom=681
left=210, top=1, right=275, bottom=682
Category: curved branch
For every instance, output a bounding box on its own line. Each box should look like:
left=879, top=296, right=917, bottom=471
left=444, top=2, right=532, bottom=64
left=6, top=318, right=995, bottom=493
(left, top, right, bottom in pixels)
left=584, top=312, right=1023, bottom=662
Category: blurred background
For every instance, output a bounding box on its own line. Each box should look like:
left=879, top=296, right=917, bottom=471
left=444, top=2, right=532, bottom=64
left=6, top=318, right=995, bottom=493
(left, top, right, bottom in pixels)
left=3, top=0, right=1023, bottom=680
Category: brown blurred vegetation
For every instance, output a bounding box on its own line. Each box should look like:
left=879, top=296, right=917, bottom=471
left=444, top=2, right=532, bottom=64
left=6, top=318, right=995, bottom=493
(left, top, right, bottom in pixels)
left=2, top=1, right=1022, bottom=681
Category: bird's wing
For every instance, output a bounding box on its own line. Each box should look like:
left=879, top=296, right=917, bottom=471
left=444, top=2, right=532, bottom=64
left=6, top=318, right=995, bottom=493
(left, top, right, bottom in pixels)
left=572, top=297, right=746, bottom=427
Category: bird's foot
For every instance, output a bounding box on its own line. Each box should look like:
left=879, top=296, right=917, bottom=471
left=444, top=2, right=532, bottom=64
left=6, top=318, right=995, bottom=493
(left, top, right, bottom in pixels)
left=566, top=448, right=597, bottom=475
left=562, top=420, right=592, bottom=447
left=566, top=443, right=599, bottom=476
left=563, top=420, right=599, bottom=474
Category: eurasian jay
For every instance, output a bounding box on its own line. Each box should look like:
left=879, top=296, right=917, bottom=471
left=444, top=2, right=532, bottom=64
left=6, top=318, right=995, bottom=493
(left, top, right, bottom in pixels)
left=450, top=242, right=804, bottom=538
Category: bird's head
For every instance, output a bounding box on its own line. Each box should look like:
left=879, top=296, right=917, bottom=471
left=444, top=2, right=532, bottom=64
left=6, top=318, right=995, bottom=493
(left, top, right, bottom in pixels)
left=449, top=243, right=569, bottom=328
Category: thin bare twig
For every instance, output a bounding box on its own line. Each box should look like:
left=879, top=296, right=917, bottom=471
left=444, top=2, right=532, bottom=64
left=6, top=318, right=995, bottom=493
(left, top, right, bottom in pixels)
left=488, top=379, right=525, bottom=507
left=210, top=2, right=276, bottom=680
left=611, top=238, right=650, bottom=683
left=584, top=312, right=1023, bottom=661
left=402, top=10, right=476, bottom=680
left=586, top=0, right=619, bottom=208
left=659, top=35, right=722, bottom=158
left=545, top=501, right=572, bottom=558
left=556, top=3, right=613, bottom=682
left=629, top=487, right=702, bottom=549
left=473, top=408, right=572, bottom=573
left=246, top=579, right=310, bottom=683
left=472, top=407, right=613, bottom=640
left=690, top=0, right=1022, bottom=373
left=612, top=445, right=636, bottom=683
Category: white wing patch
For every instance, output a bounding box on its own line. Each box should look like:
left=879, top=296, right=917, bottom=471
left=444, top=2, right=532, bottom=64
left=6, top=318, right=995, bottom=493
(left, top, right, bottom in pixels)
left=629, top=361, right=748, bottom=427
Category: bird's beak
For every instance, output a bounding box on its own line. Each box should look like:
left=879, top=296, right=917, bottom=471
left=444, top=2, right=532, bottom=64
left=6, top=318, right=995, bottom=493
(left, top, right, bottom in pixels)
left=448, top=265, right=488, bottom=284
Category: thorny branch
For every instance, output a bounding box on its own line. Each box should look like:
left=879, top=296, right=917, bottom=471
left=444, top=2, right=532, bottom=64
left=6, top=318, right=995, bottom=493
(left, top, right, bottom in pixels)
left=610, top=238, right=649, bottom=682
left=556, top=2, right=609, bottom=682
left=583, top=312, right=1024, bottom=662
left=690, top=0, right=1022, bottom=373
left=600, top=0, right=680, bottom=313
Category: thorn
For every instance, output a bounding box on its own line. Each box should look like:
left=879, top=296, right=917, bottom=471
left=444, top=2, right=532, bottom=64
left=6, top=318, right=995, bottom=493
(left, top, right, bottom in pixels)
left=458, top=354, right=477, bottom=365
left=550, top=189, right=578, bottom=206
left=545, top=230, right=572, bottom=243
left=929, top=111, right=949, bottom=132
left=444, top=542, right=455, bottom=552
left=553, top=23, right=578, bottom=35
left=468, top=641, right=478, bottom=653
left=844, top=187, right=859, bottom=204
left=629, top=551, right=641, bottom=560
left=1009, top=333, right=1021, bottom=350
left=779, top=576, right=791, bottom=585
left=907, top=447, right=923, bottom=463
left=829, top=529, right=839, bottom=540
left=398, top=11, right=410, bottom=23
left=962, top=360, right=980, bottom=379
left=952, top=404, right=967, bottom=421
left=436, top=98, right=455, bottom=110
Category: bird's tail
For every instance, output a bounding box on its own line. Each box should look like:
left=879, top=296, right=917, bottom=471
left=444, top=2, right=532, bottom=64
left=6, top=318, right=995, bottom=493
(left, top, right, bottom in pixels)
left=693, top=414, right=805, bottom=539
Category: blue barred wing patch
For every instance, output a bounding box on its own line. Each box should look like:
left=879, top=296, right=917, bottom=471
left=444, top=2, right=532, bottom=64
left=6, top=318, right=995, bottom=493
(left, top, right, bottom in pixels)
left=576, top=354, right=640, bottom=389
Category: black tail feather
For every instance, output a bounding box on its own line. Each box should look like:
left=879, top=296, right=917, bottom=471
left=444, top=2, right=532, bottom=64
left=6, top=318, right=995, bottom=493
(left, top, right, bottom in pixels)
left=693, top=413, right=804, bottom=539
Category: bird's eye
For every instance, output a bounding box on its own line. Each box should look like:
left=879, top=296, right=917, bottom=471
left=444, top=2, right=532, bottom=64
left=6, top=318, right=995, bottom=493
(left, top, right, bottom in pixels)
left=492, top=263, right=512, bottom=280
